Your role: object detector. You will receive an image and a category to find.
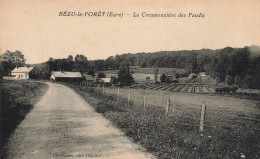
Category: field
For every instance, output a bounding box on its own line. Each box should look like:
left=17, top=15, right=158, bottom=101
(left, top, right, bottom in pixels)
left=0, top=80, right=48, bottom=158
left=64, top=82, right=260, bottom=159
left=131, top=83, right=215, bottom=94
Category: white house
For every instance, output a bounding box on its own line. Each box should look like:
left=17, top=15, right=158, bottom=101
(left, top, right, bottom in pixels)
left=11, top=67, right=35, bottom=79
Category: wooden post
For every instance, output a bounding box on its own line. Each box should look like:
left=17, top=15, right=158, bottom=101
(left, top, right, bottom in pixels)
left=143, top=89, right=146, bottom=110
left=117, top=86, right=120, bottom=97
left=200, top=104, right=206, bottom=133
left=102, top=84, right=105, bottom=94
left=127, top=87, right=131, bottom=106
left=165, top=98, right=170, bottom=115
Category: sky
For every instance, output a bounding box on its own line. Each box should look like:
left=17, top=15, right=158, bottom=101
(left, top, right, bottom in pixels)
left=0, top=0, right=260, bottom=64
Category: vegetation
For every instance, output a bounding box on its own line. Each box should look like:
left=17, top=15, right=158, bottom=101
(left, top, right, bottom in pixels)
left=117, top=62, right=134, bottom=86
left=154, top=67, right=159, bottom=83
left=0, top=50, right=26, bottom=76
left=0, top=80, right=48, bottom=158
left=16, top=45, right=259, bottom=89
left=66, top=83, right=260, bottom=159
left=95, top=45, right=260, bottom=88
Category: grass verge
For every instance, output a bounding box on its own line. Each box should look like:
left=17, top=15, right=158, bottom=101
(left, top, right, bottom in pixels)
left=0, top=80, right=48, bottom=158
left=66, top=84, right=259, bottom=159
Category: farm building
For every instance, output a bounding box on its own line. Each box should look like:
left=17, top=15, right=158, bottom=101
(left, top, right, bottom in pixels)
left=50, top=71, right=83, bottom=82
left=11, top=66, right=35, bottom=79
left=100, top=78, right=112, bottom=86
left=188, top=73, right=197, bottom=79
left=84, top=75, right=95, bottom=83
left=199, top=72, right=207, bottom=77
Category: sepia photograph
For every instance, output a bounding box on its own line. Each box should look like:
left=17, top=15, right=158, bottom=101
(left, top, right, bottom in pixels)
left=0, top=0, right=260, bottom=158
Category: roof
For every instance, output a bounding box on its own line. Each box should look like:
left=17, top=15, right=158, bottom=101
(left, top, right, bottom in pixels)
left=85, top=75, right=95, bottom=81
left=12, top=67, right=34, bottom=73
left=100, top=78, right=111, bottom=83
left=189, top=73, right=197, bottom=76
left=189, top=73, right=197, bottom=78
left=199, top=72, right=206, bottom=76
left=51, top=71, right=82, bottom=78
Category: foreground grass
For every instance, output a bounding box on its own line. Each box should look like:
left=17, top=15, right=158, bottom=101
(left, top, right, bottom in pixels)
left=0, top=80, right=48, bottom=158
left=67, top=84, right=260, bottom=159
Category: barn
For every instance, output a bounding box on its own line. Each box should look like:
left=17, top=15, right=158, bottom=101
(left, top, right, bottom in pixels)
left=50, top=71, right=83, bottom=82
left=11, top=66, right=35, bottom=80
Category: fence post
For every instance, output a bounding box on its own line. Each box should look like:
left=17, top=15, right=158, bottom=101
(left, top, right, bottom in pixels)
left=143, top=89, right=146, bottom=110
left=165, top=98, right=170, bottom=115
left=127, top=87, right=131, bottom=106
left=102, top=84, right=105, bottom=94
left=117, top=86, right=120, bottom=98
left=200, top=104, right=206, bottom=133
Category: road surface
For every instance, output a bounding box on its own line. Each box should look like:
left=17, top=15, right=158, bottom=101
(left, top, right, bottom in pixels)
left=5, top=82, right=155, bottom=159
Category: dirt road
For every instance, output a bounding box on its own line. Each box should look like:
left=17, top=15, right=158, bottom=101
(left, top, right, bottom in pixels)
left=5, top=83, right=155, bottom=159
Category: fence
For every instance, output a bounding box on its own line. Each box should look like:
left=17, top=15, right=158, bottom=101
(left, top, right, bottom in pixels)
left=28, top=79, right=259, bottom=133
left=50, top=80, right=211, bottom=133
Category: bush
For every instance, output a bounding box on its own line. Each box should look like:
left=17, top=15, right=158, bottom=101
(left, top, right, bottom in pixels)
left=230, top=85, right=239, bottom=93
left=180, top=72, right=188, bottom=77
left=215, top=83, right=230, bottom=94
left=160, top=74, right=166, bottom=83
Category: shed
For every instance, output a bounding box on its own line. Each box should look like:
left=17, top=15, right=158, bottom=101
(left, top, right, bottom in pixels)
left=188, top=73, right=197, bottom=79
left=84, top=75, right=95, bottom=82
left=199, top=72, right=207, bottom=77
left=100, top=78, right=112, bottom=83
left=100, top=78, right=112, bottom=86
left=11, top=67, right=35, bottom=79
left=50, top=71, right=83, bottom=82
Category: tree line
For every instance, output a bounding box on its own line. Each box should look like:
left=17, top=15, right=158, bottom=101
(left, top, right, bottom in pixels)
left=1, top=45, right=259, bottom=88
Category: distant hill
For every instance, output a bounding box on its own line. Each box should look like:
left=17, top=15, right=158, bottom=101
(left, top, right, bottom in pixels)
left=30, top=62, right=49, bottom=73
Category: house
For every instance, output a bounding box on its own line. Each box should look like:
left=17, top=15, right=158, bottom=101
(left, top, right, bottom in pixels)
left=188, top=73, right=197, bottom=79
left=199, top=72, right=207, bottom=77
left=11, top=66, right=35, bottom=79
left=84, top=75, right=95, bottom=83
left=50, top=71, right=83, bottom=82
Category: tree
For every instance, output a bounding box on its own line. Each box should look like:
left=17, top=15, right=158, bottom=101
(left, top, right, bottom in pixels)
left=110, top=76, right=117, bottom=85
left=87, top=69, right=95, bottom=76
left=245, top=75, right=254, bottom=88
left=0, top=50, right=26, bottom=75
left=174, top=73, right=180, bottom=79
left=105, top=56, right=116, bottom=69
left=160, top=74, right=166, bottom=83
left=67, top=55, right=73, bottom=61
left=75, top=54, right=88, bottom=72
left=225, top=74, right=234, bottom=85
left=0, top=61, right=4, bottom=76
left=154, top=67, right=159, bottom=83
left=117, top=62, right=134, bottom=86
left=234, top=75, right=243, bottom=88
left=97, top=72, right=106, bottom=78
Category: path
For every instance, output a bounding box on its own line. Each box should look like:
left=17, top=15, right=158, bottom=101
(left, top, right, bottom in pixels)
left=5, top=82, right=155, bottom=159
